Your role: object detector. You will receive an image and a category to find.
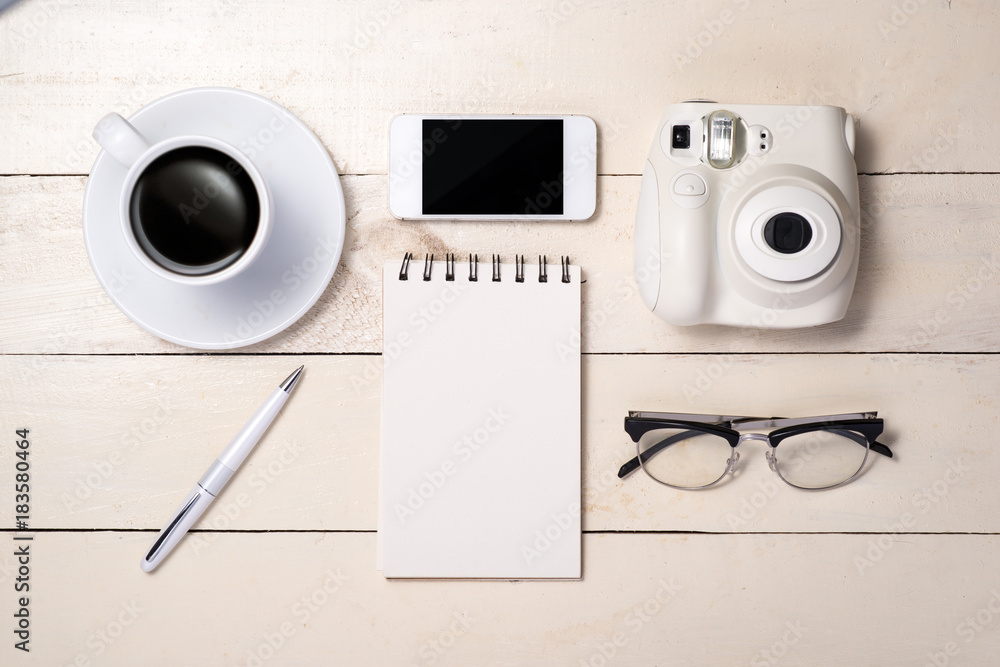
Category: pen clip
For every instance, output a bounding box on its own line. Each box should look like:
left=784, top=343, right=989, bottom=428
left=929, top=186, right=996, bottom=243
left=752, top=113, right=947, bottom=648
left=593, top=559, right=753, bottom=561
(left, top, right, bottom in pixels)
left=141, top=486, right=213, bottom=572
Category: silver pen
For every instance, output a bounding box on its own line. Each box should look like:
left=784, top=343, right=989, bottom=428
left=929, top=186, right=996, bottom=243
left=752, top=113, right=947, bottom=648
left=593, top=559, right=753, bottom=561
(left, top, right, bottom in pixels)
left=140, top=366, right=304, bottom=572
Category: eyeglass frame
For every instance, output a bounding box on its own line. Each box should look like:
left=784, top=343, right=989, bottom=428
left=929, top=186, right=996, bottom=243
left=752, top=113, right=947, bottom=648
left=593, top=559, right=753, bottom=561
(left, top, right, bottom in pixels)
left=618, top=411, right=892, bottom=491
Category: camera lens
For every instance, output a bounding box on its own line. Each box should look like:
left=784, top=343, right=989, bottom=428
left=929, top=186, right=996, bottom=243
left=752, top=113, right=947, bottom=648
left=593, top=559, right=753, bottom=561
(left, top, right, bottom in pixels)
left=671, top=125, right=691, bottom=149
left=764, top=212, right=813, bottom=254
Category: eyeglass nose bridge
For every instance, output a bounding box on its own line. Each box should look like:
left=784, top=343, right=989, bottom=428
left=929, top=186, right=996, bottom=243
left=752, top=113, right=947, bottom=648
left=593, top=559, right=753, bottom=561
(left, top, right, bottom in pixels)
left=735, top=433, right=778, bottom=473
left=737, top=432, right=771, bottom=445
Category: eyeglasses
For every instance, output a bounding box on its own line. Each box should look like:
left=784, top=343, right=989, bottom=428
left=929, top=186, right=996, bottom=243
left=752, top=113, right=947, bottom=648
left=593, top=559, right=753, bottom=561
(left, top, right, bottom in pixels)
left=618, top=411, right=892, bottom=491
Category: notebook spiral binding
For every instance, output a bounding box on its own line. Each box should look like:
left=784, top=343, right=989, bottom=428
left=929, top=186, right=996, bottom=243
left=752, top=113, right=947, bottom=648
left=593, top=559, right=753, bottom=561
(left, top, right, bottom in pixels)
left=399, top=253, right=572, bottom=283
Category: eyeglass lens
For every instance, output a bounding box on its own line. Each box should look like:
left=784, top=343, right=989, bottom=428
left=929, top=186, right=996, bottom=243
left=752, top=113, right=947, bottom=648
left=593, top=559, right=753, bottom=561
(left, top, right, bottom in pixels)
left=637, top=426, right=869, bottom=489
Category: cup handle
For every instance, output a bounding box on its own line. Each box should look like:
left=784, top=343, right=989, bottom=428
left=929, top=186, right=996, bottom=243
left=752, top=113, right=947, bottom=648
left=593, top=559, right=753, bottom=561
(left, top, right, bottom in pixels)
left=92, top=112, right=151, bottom=168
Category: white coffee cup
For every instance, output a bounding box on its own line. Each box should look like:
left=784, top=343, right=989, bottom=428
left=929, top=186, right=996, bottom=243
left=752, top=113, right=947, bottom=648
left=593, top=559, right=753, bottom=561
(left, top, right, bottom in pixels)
left=93, top=112, right=274, bottom=286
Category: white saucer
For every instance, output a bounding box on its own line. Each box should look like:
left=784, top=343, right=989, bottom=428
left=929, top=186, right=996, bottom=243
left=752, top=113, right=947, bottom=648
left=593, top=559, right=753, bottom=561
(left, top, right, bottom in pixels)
left=83, top=87, right=346, bottom=349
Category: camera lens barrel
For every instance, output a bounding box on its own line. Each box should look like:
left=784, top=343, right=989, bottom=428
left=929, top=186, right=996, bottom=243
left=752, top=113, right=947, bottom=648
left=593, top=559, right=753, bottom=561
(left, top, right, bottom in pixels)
left=733, top=185, right=843, bottom=283
left=763, top=212, right=813, bottom=254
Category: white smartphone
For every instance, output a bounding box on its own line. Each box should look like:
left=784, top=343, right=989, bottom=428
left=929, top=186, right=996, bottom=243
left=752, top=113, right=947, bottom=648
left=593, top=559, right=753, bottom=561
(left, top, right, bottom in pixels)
left=388, top=114, right=597, bottom=221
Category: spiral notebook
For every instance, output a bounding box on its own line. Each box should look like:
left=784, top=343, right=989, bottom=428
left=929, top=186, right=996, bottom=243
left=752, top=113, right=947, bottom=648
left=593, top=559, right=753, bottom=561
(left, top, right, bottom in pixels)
left=377, top=254, right=581, bottom=579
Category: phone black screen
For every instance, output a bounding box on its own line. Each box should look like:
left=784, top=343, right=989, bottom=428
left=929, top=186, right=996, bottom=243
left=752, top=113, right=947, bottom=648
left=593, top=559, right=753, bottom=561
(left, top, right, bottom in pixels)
left=421, top=119, right=564, bottom=215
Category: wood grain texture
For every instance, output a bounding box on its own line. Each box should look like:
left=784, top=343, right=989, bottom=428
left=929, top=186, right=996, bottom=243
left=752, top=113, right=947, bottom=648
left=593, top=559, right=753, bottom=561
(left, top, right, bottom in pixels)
left=1, top=531, right=998, bottom=666
left=1, top=1, right=998, bottom=664
left=0, top=1, right=997, bottom=175
left=1, top=353, right=993, bottom=533
left=1, top=173, right=999, bottom=354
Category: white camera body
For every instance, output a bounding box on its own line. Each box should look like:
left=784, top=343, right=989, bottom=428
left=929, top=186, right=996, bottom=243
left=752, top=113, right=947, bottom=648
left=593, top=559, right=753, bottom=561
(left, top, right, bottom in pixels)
left=634, top=101, right=860, bottom=328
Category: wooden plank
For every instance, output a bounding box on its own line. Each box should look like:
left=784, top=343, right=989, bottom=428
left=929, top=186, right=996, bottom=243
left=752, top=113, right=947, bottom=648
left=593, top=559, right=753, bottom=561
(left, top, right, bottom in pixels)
left=1, top=353, right=994, bottom=533
left=0, top=0, right=995, bottom=175
left=2, top=2, right=996, bottom=664
left=1, top=531, right=998, bottom=665
left=1, top=174, right=998, bottom=354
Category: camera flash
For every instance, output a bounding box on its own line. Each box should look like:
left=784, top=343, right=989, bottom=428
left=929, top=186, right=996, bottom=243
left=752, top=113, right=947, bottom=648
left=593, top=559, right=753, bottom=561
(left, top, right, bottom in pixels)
left=707, top=111, right=736, bottom=168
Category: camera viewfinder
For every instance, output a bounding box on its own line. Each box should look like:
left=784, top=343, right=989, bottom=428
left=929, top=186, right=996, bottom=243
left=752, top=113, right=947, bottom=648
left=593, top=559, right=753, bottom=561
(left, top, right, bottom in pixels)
left=671, top=125, right=691, bottom=150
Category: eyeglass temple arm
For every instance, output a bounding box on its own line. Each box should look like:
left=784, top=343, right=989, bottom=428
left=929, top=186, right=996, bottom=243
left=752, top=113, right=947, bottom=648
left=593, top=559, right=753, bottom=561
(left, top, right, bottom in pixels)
left=629, top=412, right=762, bottom=424
left=617, top=430, right=702, bottom=479
left=830, top=429, right=893, bottom=458
left=617, top=428, right=892, bottom=479
left=870, top=441, right=892, bottom=457
left=731, top=413, right=879, bottom=428
left=630, top=412, right=879, bottom=429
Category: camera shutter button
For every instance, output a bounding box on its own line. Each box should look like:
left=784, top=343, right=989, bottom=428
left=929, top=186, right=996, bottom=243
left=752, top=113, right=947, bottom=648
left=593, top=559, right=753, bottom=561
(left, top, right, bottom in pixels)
left=673, top=173, right=706, bottom=196
left=669, top=171, right=710, bottom=209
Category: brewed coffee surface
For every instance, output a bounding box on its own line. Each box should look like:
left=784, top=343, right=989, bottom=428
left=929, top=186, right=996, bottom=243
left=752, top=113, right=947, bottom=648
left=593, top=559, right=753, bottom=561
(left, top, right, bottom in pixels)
left=129, top=146, right=260, bottom=275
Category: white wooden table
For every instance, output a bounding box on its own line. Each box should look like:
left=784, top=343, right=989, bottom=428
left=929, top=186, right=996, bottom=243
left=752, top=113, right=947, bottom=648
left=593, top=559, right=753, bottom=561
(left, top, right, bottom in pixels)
left=1, top=1, right=999, bottom=664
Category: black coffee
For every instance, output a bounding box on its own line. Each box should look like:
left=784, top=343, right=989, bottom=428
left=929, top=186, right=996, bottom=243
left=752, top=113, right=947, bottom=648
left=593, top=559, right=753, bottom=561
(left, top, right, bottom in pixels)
left=129, top=146, right=260, bottom=275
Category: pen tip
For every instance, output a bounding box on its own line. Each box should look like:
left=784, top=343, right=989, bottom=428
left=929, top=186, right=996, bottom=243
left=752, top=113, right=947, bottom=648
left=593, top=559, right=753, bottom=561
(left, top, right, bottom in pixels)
left=280, top=365, right=304, bottom=393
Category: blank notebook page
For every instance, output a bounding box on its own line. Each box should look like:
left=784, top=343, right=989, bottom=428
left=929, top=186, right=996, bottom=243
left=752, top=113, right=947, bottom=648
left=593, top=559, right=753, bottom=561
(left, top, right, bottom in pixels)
left=378, top=260, right=581, bottom=579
